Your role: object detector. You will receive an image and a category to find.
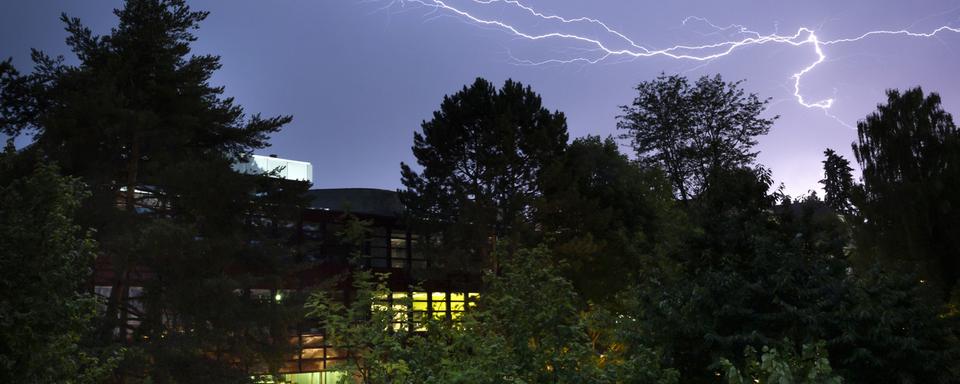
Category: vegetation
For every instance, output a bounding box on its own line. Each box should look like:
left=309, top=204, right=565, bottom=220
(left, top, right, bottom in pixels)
left=1, top=0, right=307, bottom=382
left=399, top=77, right=569, bottom=269
left=851, top=88, right=960, bottom=297
left=1, top=1, right=959, bottom=383
left=0, top=146, right=119, bottom=383
left=617, top=73, right=776, bottom=200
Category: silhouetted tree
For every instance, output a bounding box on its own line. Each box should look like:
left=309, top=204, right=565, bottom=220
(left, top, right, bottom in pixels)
left=618, top=73, right=776, bottom=200
left=851, top=87, right=960, bottom=296
left=820, top=148, right=855, bottom=215
left=0, top=1, right=306, bottom=381
left=400, top=78, right=568, bottom=269
left=536, top=135, right=677, bottom=303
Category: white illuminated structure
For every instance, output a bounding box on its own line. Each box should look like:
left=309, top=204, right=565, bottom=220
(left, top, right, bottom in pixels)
left=233, top=154, right=313, bottom=185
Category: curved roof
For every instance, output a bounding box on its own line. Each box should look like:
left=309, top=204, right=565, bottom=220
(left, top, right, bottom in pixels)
left=305, top=188, right=404, bottom=217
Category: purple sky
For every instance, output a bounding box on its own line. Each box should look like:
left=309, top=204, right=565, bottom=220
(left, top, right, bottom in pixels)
left=2, top=1, right=959, bottom=197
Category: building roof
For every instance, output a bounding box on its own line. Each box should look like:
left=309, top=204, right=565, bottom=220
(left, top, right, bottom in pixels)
left=306, top=188, right=404, bottom=217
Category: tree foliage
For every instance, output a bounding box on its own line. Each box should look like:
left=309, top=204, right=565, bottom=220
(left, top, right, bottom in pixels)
left=718, top=341, right=842, bottom=384
left=308, top=240, right=679, bottom=384
left=618, top=73, right=776, bottom=200
left=851, top=87, right=960, bottom=296
left=820, top=149, right=855, bottom=215
left=400, top=78, right=568, bottom=269
left=0, top=1, right=307, bottom=381
left=536, top=135, right=677, bottom=303
left=0, top=147, right=118, bottom=383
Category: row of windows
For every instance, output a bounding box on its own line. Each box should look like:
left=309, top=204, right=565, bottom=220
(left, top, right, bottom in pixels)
left=301, top=222, right=428, bottom=269
left=374, top=291, right=480, bottom=331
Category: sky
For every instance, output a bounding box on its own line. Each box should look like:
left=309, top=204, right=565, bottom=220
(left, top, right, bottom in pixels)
left=2, top=0, right=959, bottom=197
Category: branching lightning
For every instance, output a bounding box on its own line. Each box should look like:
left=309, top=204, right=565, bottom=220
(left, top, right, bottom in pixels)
left=385, top=0, right=960, bottom=127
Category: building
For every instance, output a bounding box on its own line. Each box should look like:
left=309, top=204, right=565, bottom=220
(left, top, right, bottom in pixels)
left=94, top=155, right=482, bottom=384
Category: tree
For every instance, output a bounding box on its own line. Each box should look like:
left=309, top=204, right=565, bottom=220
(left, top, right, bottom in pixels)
left=820, top=149, right=855, bottom=215
left=307, top=241, right=679, bottom=384
left=305, top=219, right=408, bottom=384
left=0, top=146, right=118, bottom=383
left=718, top=341, right=842, bottom=384
left=399, top=78, right=568, bottom=269
left=0, top=1, right=307, bottom=381
left=629, top=168, right=855, bottom=383
left=618, top=73, right=776, bottom=200
left=536, top=135, right=678, bottom=303
left=851, top=87, right=960, bottom=296
left=827, top=266, right=960, bottom=384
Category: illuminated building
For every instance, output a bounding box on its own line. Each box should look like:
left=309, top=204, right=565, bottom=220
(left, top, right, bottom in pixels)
left=92, top=155, right=481, bottom=384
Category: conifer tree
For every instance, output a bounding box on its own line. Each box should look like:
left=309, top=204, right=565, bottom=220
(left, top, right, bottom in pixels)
left=0, top=1, right=307, bottom=381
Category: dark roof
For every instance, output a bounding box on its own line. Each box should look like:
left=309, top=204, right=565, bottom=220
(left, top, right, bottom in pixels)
left=305, top=188, right=404, bottom=217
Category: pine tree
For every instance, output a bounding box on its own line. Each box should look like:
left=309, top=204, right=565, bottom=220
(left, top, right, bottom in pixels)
left=0, top=1, right=307, bottom=381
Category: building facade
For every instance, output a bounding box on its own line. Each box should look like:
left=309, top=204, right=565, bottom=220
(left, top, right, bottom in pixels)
left=93, top=156, right=482, bottom=384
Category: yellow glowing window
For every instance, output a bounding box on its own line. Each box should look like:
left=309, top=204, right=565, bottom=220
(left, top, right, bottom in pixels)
left=431, top=292, right=446, bottom=301
left=450, top=293, right=465, bottom=302
left=450, top=301, right=465, bottom=311
left=431, top=301, right=447, bottom=311
left=467, top=292, right=479, bottom=308
left=412, top=292, right=428, bottom=301
left=392, top=292, right=408, bottom=300
left=412, top=301, right=428, bottom=311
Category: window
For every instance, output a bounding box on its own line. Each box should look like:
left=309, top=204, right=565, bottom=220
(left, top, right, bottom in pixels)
left=287, top=331, right=346, bottom=376
left=390, top=235, right=407, bottom=269
left=375, top=291, right=479, bottom=330
left=373, top=292, right=410, bottom=331
left=363, top=226, right=390, bottom=268
left=409, top=234, right=428, bottom=269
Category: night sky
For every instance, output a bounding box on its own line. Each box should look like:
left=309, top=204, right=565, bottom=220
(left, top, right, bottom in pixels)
left=2, top=1, right=959, bottom=197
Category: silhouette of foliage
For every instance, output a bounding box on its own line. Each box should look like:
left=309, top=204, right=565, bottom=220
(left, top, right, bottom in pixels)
left=820, top=148, right=856, bottom=215
left=851, top=87, right=960, bottom=296
left=0, top=1, right=307, bottom=381
left=400, top=78, right=568, bottom=269
left=618, top=73, right=777, bottom=200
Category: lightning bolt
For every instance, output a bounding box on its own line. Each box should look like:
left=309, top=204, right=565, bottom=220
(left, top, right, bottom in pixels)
left=384, top=0, right=960, bottom=128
